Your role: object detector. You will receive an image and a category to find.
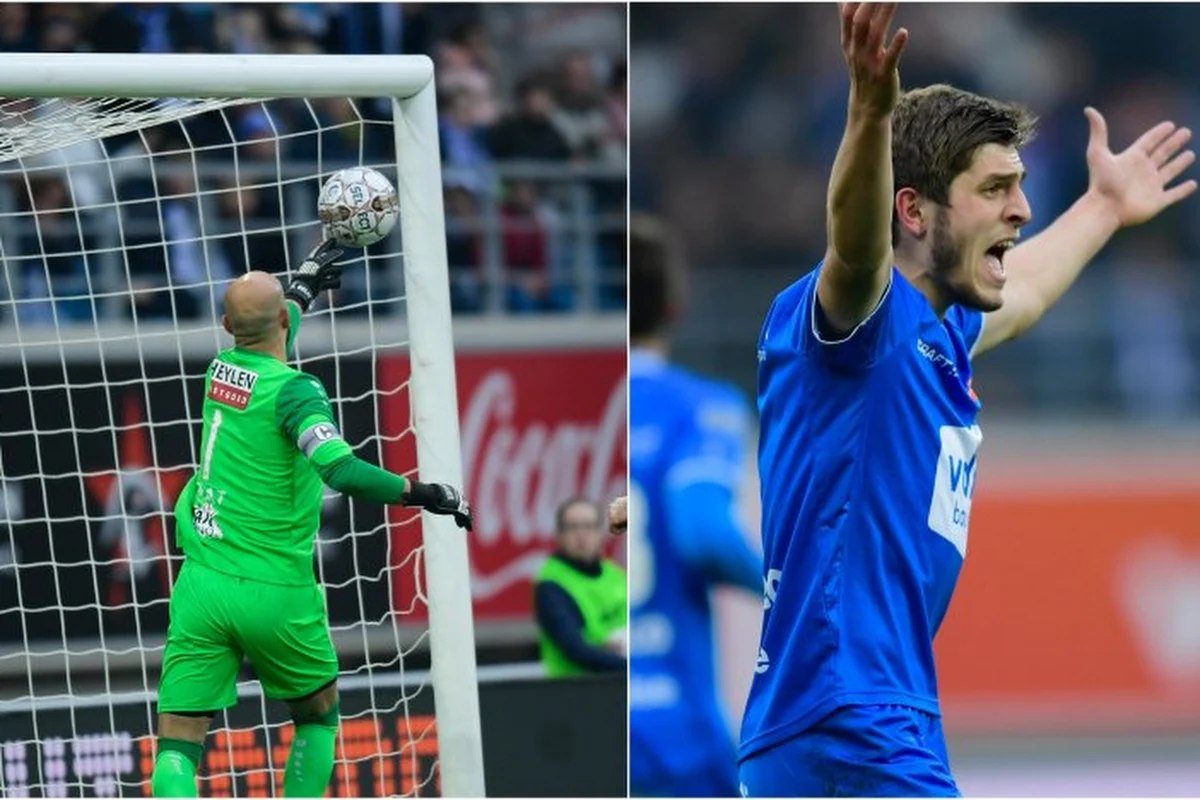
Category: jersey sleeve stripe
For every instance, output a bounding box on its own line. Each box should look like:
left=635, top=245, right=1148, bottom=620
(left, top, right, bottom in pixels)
left=810, top=267, right=894, bottom=345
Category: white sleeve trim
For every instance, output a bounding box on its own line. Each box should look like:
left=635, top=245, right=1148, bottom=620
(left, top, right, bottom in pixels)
left=810, top=270, right=894, bottom=345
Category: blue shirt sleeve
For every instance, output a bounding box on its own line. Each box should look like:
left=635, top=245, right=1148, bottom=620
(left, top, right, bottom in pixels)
left=763, top=265, right=924, bottom=373
left=662, top=383, right=762, bottom=594
left=801, top=263, right=898, bottom=370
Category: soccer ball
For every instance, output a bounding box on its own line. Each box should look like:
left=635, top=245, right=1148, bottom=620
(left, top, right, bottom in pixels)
left=317, top=166, right=399, bottom=247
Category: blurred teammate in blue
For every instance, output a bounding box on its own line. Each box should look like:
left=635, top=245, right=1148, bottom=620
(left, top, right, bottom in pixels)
left=629, top=215, right=763, bottom=797
left=739, top=4, right=1197, bottom=797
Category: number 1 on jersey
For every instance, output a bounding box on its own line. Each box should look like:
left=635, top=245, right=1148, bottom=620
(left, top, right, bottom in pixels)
left=202, top=407, right=223, bottom=480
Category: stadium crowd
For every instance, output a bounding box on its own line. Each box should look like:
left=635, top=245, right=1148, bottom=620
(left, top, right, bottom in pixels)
left=2, top=3, right=626, bottom=325
left=632, top=4, right=1200, bottom=419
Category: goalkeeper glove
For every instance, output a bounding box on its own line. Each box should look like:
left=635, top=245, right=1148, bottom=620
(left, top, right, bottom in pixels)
left=284, top=239, right=344, bottom=312
left=404, top=481, right=473, bottom=531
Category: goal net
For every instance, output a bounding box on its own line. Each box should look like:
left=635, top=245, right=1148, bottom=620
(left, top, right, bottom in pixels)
left=0, top=55, right=482, bottom=798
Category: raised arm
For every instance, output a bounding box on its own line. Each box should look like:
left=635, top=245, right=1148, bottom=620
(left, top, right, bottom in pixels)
left=817, top=3, right=909, bottom=336
left=973, top=107, right=1196, bottom=356
left=281, top=239, right=345, bottom=352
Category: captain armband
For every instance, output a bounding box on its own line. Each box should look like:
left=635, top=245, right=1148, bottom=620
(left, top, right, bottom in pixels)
left=296, top=421, right=351, bottom=461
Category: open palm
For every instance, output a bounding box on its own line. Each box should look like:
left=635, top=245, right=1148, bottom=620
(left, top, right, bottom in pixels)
left=839, top=3, right=908, bottom=116
left=1085, top=106, right=1198, bottom=228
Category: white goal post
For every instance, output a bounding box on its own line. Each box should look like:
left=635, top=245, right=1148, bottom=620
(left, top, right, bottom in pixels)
left=0, top=52, right=485, bottom=797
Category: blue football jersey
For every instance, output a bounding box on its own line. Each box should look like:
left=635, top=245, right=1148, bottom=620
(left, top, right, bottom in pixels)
left=629, top=348, right=759, bottom=793
left=739, top=266, right=985, bottom=762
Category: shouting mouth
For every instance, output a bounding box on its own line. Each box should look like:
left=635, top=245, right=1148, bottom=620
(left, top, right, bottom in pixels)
left=984, top=239, right=1014, bottom=284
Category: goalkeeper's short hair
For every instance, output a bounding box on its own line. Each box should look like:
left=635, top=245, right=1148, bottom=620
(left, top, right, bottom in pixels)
left=630, top=213, right=685, bottom=340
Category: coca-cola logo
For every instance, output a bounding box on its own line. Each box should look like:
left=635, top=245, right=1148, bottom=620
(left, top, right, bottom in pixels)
left=460, top=368, right=627, bottom=548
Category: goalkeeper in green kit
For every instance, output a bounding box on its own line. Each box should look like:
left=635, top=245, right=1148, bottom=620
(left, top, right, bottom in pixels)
left=151, top=240, right=473, bottom=798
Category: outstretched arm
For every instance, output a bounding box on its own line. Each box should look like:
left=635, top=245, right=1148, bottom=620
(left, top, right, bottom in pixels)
left=284, top=300, right=303, bottom=354
left=282, top=239, right=345, bottom=352
left=276, top=374, right=473, bottom=530
left=817, top=2, right=909, bottom=336
left=663, top=387, right=761, bottom=594
left=974, top=108, right=1196, bottom=356
left=666, top=480, right=761, bottom=594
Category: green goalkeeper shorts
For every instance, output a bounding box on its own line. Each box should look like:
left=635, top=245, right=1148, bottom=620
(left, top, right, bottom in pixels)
left=158, top=560, right=339, bottom=713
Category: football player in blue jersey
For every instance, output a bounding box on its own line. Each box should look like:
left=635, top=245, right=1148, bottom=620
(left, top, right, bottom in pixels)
left=738, top=4, right=1197, bottom=797
left=629, top=215, right=764, bottom=797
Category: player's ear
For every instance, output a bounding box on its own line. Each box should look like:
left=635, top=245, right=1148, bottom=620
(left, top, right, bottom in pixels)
left=895, top=188, right=927, bottom=238
left=222, top=315, right=233, bottom=335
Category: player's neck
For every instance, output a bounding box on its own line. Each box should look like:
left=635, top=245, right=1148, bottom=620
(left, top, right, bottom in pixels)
left=894, top=252, right=953, bottom=320
left=235, top=340, right=286, bottom=361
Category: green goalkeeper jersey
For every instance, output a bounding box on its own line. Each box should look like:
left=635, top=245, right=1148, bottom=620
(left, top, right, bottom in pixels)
left=178, top=346, right=353, bottom=586
left=173, top=304, right=413, bottom=585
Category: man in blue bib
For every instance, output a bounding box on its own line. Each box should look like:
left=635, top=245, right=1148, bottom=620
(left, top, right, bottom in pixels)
left=739, top=4, right=1197, bottom=796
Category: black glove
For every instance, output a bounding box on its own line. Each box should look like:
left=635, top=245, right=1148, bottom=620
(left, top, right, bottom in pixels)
left=284, top=239, right=344, bottom=312
left=405, top=481, right=473, bottom=531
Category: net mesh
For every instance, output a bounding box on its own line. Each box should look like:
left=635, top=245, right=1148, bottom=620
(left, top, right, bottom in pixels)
left=0, top=98, right=255, bottom=164
left=0, top=95, right=442, bottom=797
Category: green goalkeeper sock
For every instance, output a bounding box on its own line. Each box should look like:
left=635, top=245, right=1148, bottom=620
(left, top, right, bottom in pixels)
left=284, top=704, right=339, bottom=798
left=152, top=738, right=203, bottom=798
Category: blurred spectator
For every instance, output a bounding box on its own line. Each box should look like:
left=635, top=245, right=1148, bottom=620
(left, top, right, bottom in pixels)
left=445, top=183, right=484, bottom=313
left=40, top=12, right=79, bottom=52
left=237, top=106, right=284, bottom=163
left=85, top=4, right=141, bottom=52
left=1109, top=251, right=1197, bottom=420
left=90, top=4, right=215, bottom=54
left=438, top=20, right=501, bottom=127
left=216, top=5, right=272, bottom=54
left=550, top=51, right=612, bottom=161
left=288, top=97, right=393, bottom=165
left=325, top=2, right=421, bottom=56
left=534, top=498, right=628, bottom=679
left=487, top=75, right=572, bottom=162
left=216, top=178, right=287, bottom=277
left=438, top=88, right=493, bottom=195
left=265, top=4, right=332, bottom=47
left=501, top=181, right=558, bottom=313
left=499, top=5, right=627, bottom=70
left=605, top=60, right=628, bottom=162
left=0, top=4, right=35, bottom=52
left=114, top=146, right=231, bottom=323
left=15, top=175, right=95, bottom=326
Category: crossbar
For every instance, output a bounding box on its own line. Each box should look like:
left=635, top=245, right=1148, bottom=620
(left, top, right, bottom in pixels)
left=0, top=53, right=433, bottom=98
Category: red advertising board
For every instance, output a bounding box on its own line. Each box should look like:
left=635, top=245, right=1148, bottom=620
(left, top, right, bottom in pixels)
left=935, top=450, right=1200, bottom=734
left=378, top=348, right=627, bottom=622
